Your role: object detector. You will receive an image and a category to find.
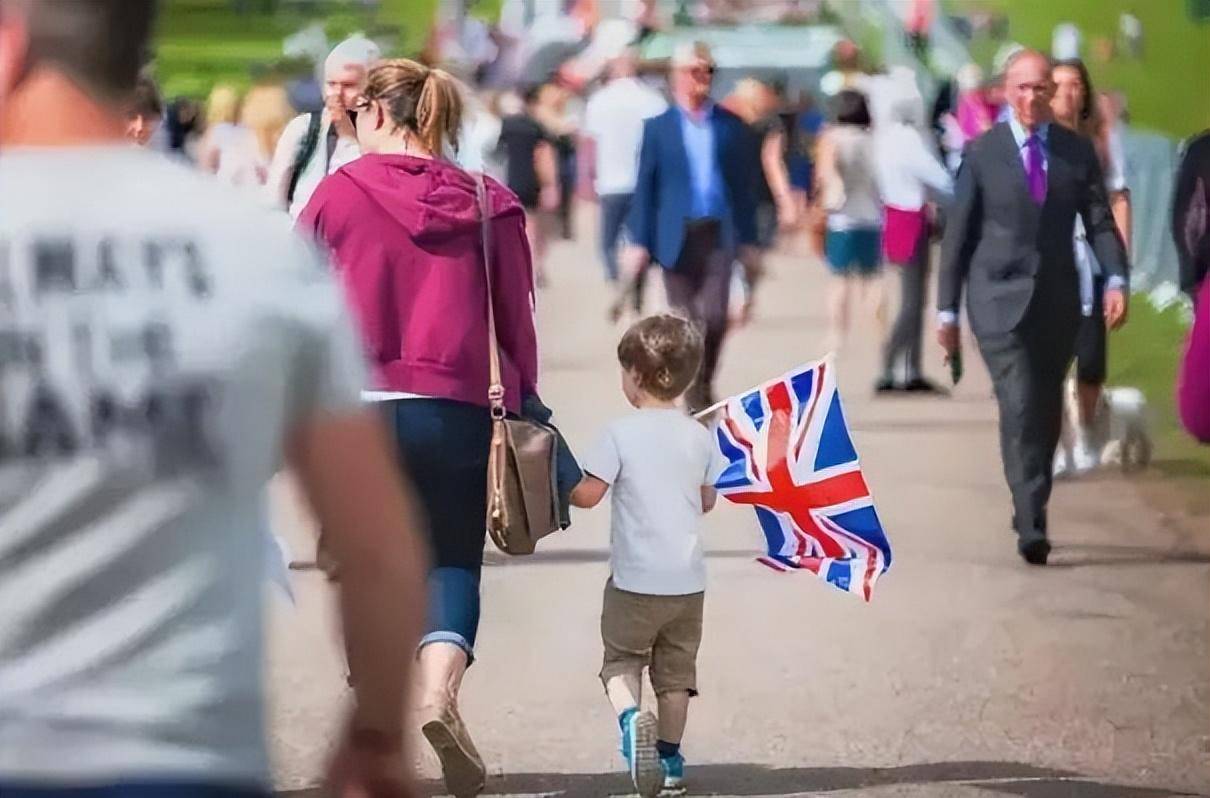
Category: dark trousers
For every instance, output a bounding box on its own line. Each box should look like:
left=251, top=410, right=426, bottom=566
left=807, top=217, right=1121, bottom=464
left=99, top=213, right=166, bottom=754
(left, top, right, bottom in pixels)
left=599, top=193, right=632, bottom=282
left=663, top=220, right=732, bottom=406
left=882, top=236, right=930, bottom=381
left=976, top=308, right=1078, bottom=548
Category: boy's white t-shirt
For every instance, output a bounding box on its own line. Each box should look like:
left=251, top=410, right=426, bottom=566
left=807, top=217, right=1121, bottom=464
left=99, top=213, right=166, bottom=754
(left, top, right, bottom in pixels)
left=0, top=147, right=365, bottom=785
left=583, top=408, right=728, bottom=596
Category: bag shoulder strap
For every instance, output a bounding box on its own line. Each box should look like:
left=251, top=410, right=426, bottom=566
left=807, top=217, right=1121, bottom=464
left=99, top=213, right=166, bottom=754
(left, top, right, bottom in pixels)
left=286, top=112, right=324, bottom=205
left=475, top=173, right=506, bottom=418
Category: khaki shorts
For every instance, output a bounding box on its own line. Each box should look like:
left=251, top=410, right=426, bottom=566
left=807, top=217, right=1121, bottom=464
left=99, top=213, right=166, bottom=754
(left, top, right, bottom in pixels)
left=600, top=579, right=704, bottom=697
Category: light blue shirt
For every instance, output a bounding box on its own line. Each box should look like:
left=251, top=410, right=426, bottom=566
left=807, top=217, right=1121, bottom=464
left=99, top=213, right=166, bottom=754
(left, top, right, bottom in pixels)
left=678, top=103, right=727, bottom=219
left=1008, top=115, right=1050, bottom=174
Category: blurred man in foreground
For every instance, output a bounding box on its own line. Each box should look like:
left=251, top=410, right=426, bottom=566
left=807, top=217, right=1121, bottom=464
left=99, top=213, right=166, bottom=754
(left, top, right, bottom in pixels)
left=0, top=1, right=426, bottom=795
left=265, top=35, right=380, bottom=218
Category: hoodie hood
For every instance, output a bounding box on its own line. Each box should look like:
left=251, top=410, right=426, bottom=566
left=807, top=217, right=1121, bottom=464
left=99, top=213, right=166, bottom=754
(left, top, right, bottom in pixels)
left=335, top=154, right=523, bottom=243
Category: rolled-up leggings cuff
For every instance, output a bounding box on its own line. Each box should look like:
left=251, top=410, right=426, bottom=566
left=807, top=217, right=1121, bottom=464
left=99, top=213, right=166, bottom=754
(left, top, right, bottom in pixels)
left=419, top=631, right=475, bottom=666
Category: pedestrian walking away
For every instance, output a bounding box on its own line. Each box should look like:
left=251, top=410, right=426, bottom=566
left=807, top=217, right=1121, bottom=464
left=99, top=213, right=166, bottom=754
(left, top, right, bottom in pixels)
left=264, top=35, right=380, bottom=218
left=874, top=91, right=953, bottom=394
left=625, top=41, right=760, bottom=412
left=816, top=90, right=886, bottom=356
left=937, top=49, right=1130, bottom=567
left=571, top=314, right=729, bottom=798
left=298, top=58, right=568, bottom=798
left=0, top=2, right=428, bottom=797
left=497, top=84, right=561, bottom=288
left=582, top=49, right=667, bottom=287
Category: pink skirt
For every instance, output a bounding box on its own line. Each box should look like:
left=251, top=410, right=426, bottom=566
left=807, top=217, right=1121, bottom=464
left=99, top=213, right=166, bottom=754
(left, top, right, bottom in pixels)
left=883, top=205, right=929, bottom=265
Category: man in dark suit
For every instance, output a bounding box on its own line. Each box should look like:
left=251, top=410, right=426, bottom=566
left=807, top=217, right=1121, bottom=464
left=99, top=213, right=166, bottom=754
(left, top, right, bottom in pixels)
left=625, top=41, right=759, bottom=410
left=937, top=49, right=1130, bottom=566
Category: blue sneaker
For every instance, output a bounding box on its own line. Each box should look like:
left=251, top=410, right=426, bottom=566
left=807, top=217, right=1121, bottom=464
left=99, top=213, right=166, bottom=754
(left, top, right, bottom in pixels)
left=620, top=710, right=662, bottom=797
left=661, top=753, right=686, bottom=795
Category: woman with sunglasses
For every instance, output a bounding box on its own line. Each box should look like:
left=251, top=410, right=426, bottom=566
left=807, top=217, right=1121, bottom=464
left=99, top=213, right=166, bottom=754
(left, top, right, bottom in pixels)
left=299, top=59, right=541, bottom=798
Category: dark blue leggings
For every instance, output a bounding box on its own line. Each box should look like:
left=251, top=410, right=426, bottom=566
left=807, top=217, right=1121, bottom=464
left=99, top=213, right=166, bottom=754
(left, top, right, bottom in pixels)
left=381, top=399, right=491, bottom=662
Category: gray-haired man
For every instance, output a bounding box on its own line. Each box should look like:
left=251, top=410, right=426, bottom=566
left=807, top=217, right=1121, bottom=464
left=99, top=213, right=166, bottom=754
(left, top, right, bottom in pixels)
left=265, top=35, right=381, bottom=218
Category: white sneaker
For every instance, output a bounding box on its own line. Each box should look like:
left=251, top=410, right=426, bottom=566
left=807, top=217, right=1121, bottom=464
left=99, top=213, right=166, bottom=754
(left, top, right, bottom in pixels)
left=1053, top=449, right=1073, bottom=479
left=1072, top=430, right=1101, bottom=474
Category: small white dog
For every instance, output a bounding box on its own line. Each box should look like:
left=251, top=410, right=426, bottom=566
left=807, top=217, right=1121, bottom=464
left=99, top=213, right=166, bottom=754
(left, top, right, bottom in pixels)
left=1055, top=377, right=1153, bottom=477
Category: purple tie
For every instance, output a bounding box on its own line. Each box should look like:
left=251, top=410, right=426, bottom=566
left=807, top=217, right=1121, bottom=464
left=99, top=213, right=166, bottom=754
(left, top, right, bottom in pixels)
left=1025, top=133, right=1047, bottom=205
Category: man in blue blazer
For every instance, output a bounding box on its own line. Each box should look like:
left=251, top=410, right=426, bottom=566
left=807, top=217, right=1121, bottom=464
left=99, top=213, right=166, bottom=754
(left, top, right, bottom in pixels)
left=625, top=41, right=760, bottom=410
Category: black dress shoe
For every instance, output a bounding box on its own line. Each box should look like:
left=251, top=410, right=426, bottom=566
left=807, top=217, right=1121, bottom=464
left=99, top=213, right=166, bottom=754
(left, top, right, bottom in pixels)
left=1019, top=538, right=1051, bottom=566
left=874, top=376, right=900, bottom=394
left=904, top=377, right=948, bottom=395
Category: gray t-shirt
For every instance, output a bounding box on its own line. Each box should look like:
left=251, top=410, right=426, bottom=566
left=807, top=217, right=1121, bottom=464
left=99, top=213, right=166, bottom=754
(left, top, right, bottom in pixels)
left=583, top=409, right=728, bottom=596
left=0, top=147, right=365, bottom=784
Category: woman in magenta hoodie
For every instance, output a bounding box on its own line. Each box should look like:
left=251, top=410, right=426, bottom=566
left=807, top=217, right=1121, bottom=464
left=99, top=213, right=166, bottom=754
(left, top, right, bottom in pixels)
left=1180, top=278, right=1210, bottom=443
left=299, top=60, right=537, bottom=797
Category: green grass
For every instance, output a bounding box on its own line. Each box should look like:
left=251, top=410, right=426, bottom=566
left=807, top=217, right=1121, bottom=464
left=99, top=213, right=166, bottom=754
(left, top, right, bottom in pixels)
left=155, top=0, right=439, bottom=98
left=946, top=0, right=1210, bottom=140
left=1107, top=299, right=1209, bottom=475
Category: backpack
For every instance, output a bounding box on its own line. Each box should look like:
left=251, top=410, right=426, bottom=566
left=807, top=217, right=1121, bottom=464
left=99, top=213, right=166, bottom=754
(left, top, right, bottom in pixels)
left=286, top=112, right=337, bottom=206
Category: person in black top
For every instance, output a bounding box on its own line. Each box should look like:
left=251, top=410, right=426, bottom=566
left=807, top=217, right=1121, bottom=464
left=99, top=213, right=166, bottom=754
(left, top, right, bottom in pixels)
left=497, top=85, right=559, bottom=285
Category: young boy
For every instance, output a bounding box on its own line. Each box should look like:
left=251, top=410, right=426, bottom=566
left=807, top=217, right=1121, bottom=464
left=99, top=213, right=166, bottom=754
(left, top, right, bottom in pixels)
left=571, top=314, right=726, bottom=797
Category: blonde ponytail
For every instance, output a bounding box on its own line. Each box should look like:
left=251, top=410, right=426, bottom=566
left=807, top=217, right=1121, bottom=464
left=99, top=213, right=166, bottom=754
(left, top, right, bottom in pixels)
left=416, top=68, right=462, bottom=155
left=365, top=59, right=463, bottom=156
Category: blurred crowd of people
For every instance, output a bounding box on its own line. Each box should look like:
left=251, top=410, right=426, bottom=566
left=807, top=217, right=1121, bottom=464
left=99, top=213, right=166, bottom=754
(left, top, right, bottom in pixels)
left=4, top=2, right=1209, bottom=798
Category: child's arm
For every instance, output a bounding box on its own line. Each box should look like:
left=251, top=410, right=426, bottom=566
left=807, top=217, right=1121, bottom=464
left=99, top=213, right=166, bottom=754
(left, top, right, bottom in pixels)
left=571, top=475, right=610, bottom=509
left=701, top=486, right=718, bottom=513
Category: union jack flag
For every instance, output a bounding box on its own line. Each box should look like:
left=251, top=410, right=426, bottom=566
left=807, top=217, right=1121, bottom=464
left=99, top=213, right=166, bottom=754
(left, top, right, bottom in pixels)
left=712, top=357, right=892, bottom=601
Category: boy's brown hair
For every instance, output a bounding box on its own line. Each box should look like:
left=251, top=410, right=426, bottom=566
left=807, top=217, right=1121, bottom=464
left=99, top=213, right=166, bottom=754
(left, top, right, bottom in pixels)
left=617, top=314, right=703, bottom=401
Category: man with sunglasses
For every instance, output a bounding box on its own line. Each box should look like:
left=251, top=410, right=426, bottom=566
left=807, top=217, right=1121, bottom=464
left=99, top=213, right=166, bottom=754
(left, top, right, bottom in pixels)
left=0, top=1, right=425, bottom=796
left=266, top=35, right=380, bottom=219
left=624, top=41, right=760, bottom=412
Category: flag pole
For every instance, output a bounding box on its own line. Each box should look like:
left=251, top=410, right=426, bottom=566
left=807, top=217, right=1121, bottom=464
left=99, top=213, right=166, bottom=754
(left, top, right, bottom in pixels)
left=692, top=398, right=729, bottom=420
left=691, top=352, right=837, bottom=421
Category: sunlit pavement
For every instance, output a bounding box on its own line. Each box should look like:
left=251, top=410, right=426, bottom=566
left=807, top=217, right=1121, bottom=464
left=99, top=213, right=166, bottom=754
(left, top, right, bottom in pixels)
left=266, top=214, right=1210, bottom=798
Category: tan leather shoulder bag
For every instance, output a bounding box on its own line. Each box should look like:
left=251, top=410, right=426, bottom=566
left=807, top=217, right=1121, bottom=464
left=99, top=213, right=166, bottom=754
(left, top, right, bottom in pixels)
left=475, top=174, right=560, bottom=555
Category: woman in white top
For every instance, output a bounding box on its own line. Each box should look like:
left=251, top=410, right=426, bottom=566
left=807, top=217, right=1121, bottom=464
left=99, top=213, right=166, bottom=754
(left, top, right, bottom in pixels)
left=815, top=90, right=884, bottom=353
left=198, top=84, right=244, bottom=178
left=873, top=93, right=953, bottom=393
left=229, top=84, right=294, bottom=189
left=1051, top=58, right=1132, bottom=474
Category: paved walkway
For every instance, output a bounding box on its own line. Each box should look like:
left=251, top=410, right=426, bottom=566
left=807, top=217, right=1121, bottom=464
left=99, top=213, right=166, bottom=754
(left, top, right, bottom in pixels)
left=265, top=222, right=1210, bottom=798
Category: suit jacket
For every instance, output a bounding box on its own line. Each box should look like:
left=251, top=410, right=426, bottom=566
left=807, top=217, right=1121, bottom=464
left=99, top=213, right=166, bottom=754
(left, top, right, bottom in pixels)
left=938, top=121, right=1129, bottom=338
left=627, top=104, right=759, bottom=268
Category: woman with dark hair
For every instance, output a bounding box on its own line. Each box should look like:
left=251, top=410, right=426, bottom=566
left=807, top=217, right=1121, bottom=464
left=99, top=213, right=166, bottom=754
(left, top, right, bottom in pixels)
left=299, top=59, right=542, bottom=798
left=815, top=89, right=884, bottom=352
left=1051, top=58, right=1132, bottom=475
